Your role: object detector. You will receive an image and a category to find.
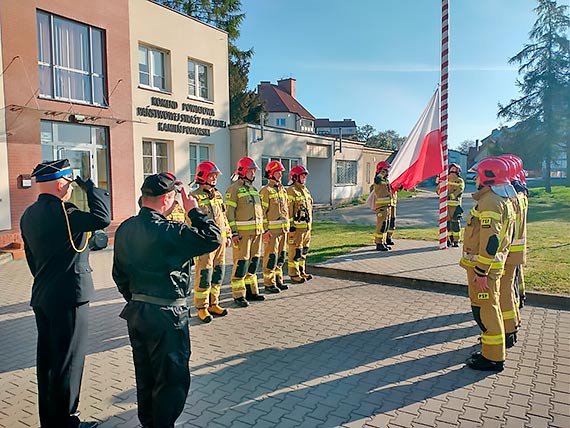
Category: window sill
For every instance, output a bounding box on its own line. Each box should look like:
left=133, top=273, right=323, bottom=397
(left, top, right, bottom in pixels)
left=334, top=183, right=358, bottom=187
left=186, top=96, right=214, bottom=104
left=38, top=95, right=108, bottom=108
left=137, top=85, right=172, bottom=95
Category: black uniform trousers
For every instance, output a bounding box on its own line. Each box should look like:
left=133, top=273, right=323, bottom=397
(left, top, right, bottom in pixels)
left=122, top=301, right=191, bottom=428
left=33, top=303, right=88, bottom=428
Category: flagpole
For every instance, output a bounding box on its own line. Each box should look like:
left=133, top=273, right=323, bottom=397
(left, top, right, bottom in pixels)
left=438, top=0, right=450, bottom=249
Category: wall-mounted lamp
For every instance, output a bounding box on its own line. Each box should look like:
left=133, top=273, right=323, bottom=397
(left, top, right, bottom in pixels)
left=68, top=114, right=86, bottom=123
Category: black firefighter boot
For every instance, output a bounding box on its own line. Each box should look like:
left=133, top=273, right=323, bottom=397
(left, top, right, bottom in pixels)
left=376, top=243, right=389, bottom=251
left=246, top=284, right=266, bottom=301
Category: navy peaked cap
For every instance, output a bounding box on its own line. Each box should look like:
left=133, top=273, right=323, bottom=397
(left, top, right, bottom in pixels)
left=31, top=159, right=72, bottom=182
left=141, top=172, right=178, bottom=196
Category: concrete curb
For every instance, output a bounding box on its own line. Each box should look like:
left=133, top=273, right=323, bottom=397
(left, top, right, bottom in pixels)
left=0, top=252, right=13, bottom=267
left=309, top=264, right=570, bottom=311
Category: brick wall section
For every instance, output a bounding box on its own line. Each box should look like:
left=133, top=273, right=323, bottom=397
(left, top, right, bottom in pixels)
left=0, top=0, right=135, bottom=245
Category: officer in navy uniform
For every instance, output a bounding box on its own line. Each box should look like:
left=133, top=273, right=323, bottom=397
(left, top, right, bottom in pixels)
left=20, top=159, right=111, bottom=428
left=112, top=172, right=222, bottom=428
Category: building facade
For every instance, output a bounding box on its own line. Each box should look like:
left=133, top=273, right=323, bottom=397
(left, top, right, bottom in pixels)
left=0, top=0, right=135, bottom=247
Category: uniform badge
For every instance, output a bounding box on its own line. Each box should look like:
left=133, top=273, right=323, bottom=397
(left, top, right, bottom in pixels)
left=481, top=218, right=492, bottom=228
left=477, top=292, right=490, bottom=300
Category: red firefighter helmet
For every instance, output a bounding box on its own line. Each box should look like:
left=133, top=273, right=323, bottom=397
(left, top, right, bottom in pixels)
left=474, top=157, right=511, bottom=186
left=500, top=154, right=524, bottom=181
left=265, top=160, right=285, bottom=180
left=194, top=161, right=221, bottom=184
left=235, top=156, right=259, bottom=177
left=498, top=155, right=520, bottom=182
left=449, top=163, right=461, bottom=174
left=289, top=165, right=309, bottom=182
left=376, top=161, right=390, bottom=173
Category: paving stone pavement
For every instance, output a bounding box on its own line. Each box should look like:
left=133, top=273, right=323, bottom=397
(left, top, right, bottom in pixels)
left=1, top=248, right=569, bottom=428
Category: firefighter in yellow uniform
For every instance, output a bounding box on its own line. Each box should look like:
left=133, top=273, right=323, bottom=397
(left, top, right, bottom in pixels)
left=498, top=154, right=528, bottom=347
left=260, top=161, right=290, bottom=293
left=287, top=165, right=313, bottom=283
left=437, top=163, right=465, bottom=247
left=225, top=157, right=266, bottom=307
left=461, top=157, right=515, bottom=371
left=165, top=181, right=187, bottom=223
left=373, top=161, right=394, bottom=251
left=189, top=161, right=231, bottom=323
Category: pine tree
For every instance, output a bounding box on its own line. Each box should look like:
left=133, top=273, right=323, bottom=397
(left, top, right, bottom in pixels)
left=157, top=0, right=263, bottom=125
left=498, top=0, right=570, bottom=192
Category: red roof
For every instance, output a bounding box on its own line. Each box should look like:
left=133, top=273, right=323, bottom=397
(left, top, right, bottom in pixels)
left=257, top=82, right=315, bottom=120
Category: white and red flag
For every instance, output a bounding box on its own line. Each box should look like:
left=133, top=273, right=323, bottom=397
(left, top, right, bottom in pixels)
left=388, top=90, right=444, bottom=191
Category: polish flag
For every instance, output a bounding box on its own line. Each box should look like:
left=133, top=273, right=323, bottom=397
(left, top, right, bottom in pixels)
left=388, top=90, right=443, bottom=191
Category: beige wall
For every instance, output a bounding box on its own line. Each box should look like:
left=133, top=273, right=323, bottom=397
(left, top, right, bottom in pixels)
left=0, top=24, right=10, bottom=230
left=129, top=0, right=230, bottom=195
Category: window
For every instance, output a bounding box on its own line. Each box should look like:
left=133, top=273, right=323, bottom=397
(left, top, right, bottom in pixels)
left=143, top=140, right=169, bottom=178
left=189, top=143, right=211, bottom=181
left=276, top=118, right=286, bottom=127
left=40, top=121, right=109, bottom=211
left=336, top=160, right=357, bottom=185
left=37, top=11, right=107, bottom=105
left=188, top=59, right=211, bottom=100
left=139, top=45, right=167, bottom=91
left=261, top=156, right=300, bottom=185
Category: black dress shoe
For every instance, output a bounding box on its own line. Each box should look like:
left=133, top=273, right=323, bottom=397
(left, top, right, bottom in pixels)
left=234, top=297, right=249, bottom=307
left=265, top=286, right=281, bottom=293
left=78, top=422, right=100, bottom=428
left=249, top=294, right=266, bottom=301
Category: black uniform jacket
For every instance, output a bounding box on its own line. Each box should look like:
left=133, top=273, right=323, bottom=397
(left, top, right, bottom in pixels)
left=112, top=207, right=222, bottom=302
left=20, top=187, right=111, bottom=310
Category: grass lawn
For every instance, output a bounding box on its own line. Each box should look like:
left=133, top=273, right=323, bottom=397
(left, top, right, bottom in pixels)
left=308, top=186, right=570, bottom=295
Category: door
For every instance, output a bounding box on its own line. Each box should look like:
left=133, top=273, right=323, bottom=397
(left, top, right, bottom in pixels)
left=58, top=147, right=94, bottom=211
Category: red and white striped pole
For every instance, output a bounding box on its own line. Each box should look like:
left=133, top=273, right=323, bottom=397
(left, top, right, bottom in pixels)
left=438, top=0, right=450, bottom=249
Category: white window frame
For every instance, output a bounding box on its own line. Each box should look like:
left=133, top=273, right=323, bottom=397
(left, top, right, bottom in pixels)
left=189, top=143, right=211, bottom=181
left=187, top=59, right=212, bottom=101
left=336, top=160, right=358, bottom=185
left=143, top=140, right=170, bottom=178
left=139, top=44, right=168, bottom=92
left=37, top=11, right=107, bottom=106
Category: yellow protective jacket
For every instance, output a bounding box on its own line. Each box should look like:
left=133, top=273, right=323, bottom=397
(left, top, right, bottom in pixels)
left=287, top=182, right=313, bottom=232
left=225, top=178, right=264, bottom=238
left=436, top=172, right=465, bottom=207
left=373, top=174, right=395, bottom=209
left=190, top=186, right=231, bottom=239
left=506, top=191, right=528, bottom=265
left=460, top=186, right=515, bottom=276
left=260, top=181, right=290, bottom=234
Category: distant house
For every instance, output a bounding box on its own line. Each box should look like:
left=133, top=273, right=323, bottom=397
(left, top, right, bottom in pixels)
left=315, top=118, right=357, bottom=139
left=257, top=79, right=315, bottom=133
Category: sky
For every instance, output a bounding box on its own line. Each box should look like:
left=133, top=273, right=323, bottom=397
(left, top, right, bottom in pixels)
left=236, top=0, right=569, bottom=150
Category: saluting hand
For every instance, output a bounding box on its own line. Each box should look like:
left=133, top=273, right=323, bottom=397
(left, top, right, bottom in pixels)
left=180, top=186, right=198, bottom=212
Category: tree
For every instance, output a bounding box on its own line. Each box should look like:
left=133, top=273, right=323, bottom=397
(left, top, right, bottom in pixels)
left=498, top=0, right=570, bottom=192
left=156, top=0, right=263, bottom=125
left=457, top=139, right=476, bottom=154
left=356, top=125, right=404, bottom=150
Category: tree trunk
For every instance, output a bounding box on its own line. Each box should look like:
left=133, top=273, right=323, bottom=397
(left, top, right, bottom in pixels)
left=544, top=154, right=552, bottom=193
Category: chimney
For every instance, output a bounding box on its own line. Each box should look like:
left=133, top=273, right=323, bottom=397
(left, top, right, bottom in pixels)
left=277, top=78, right=296, bottom=98
left=257, top=81, right=271, bottom=94
left=475, top=139, right=479, bottom=150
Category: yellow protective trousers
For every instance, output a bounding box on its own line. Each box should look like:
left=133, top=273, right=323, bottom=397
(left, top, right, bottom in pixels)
left=374, top=206, right=391, bottom=244
left=447, top=205, right=462, bottom=243
left=231, top=234, right=262, bottom=299
left=288, top=230, right=311, bottom=278
left=467, top=268, right=505, bottom=362
left=193, top=241, right=226, bottom=309
left=500, top=264, right=521, bottom=333
left=263, top=232, right=287, bottom=286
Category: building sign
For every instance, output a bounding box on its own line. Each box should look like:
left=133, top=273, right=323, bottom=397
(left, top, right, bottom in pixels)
left=135, top=96, right=227, bottom=136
